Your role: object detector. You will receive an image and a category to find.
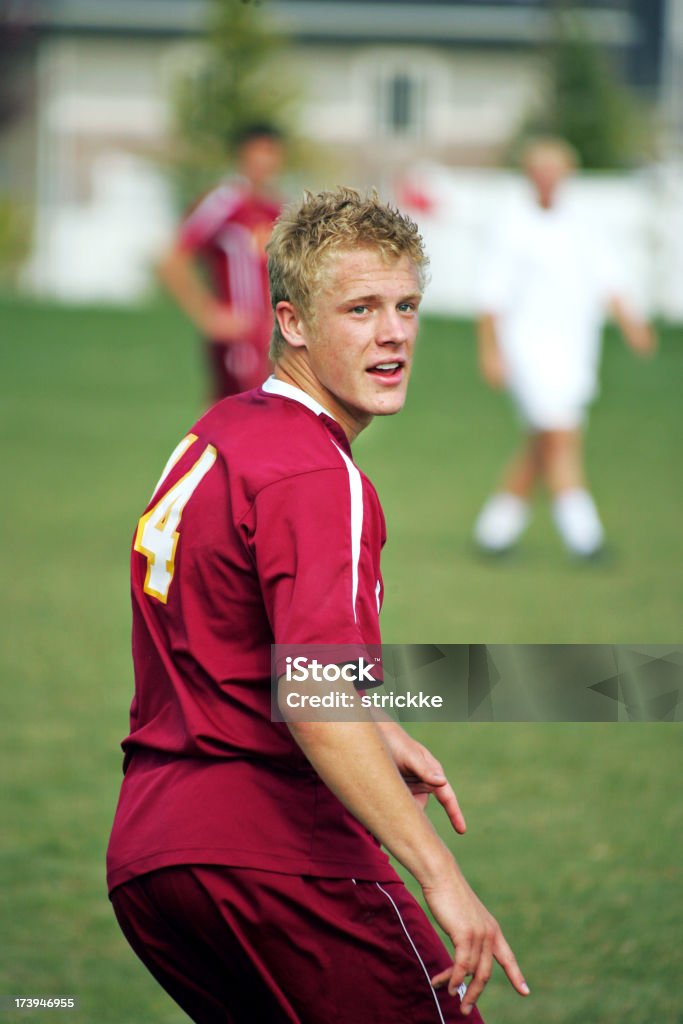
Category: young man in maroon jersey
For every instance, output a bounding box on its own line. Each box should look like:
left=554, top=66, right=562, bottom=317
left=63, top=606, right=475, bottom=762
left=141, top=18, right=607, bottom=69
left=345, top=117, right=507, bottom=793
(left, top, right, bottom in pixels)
left=108, top=188, right=529, bottom=1023
left=158, top=123, right=284, bottom=402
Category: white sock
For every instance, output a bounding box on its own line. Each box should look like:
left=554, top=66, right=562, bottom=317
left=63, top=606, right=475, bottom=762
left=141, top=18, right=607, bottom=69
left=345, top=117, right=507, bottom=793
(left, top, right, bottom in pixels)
left=474, top=493, right=530, bottom=551
left=552, top=488, right=604, bottom=556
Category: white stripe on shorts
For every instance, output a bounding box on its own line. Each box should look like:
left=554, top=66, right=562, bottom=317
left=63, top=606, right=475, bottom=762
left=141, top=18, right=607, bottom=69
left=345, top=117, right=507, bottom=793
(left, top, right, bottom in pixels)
left=375, top=882, right=448, bottom=1023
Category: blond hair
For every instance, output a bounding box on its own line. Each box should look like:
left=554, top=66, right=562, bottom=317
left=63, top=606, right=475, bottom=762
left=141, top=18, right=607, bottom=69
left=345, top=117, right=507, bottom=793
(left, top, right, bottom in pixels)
left=267, top=187, right=428, bottom=360
left=521, top=136, right=579, bottom=173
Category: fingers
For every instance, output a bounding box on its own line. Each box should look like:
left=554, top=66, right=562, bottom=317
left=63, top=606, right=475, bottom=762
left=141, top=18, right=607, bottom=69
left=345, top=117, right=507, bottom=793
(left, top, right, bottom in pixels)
left=431, top=926, right=479, bottom=996
left=494, top=933, right=530, bottom=997
left=431, top=932, right=480, bottom=1016
left=401, top=750, right=467, bottom=834
left=458, top=941, right=492, bottom=1016
left=431, top=934, right=530, bottom=1015
left=430, top=966, right=452, bottom=989
left=432, top=780, right=467, bottom=835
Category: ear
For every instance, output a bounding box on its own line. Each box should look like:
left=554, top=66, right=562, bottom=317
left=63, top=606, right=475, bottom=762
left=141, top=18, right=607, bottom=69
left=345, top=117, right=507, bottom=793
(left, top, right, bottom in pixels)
left=275, top=301, right=308, bottom=349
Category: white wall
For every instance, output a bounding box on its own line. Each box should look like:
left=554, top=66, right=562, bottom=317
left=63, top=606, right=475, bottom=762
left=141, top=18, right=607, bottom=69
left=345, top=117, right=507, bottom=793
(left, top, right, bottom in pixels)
left=24, top=150, right=174, bottom=302
left=396, top=162, right=683, bottom=321
left=22, top=35, right=182, bottom=301
left=19, top=34, right=683, bottom=319
left=286, top=43, right=543, bottom=152
left=21, top=33, right=546, bottom=303
left=23, top=158, right=683, bottom=320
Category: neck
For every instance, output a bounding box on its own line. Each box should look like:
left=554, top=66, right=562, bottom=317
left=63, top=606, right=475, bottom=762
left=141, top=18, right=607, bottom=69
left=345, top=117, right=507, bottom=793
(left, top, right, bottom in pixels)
left=242, top=174, right=270, bottom=197
left=273, top=351, right=371, bottom=443
left=535, top=184, right=562, bottom=210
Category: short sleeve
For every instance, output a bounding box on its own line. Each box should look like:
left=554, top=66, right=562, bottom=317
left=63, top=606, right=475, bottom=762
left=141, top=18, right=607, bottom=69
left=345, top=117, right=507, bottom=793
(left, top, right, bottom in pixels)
left=177, top=186, right=241, bottom=251
left=250, top=468, right=382, bottom=649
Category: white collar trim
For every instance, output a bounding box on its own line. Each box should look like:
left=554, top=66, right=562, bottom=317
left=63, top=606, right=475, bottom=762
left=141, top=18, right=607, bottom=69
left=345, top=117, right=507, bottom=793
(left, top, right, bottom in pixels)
left=262, top=375, right=336, bottom=421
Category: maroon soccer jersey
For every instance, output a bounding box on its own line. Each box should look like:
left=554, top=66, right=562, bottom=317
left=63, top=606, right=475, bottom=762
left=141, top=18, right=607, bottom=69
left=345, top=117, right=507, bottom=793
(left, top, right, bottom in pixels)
left=178, top=182, right=282, bottom=393
left=106, top=379, right=396, bottom=892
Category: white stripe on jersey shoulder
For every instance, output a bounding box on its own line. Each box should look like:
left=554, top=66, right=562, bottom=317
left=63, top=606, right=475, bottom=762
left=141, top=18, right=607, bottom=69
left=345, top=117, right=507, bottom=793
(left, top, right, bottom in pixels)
left=375, top=883, right=452, bottom=1023
left=183, top=184, right=242, bottom=237
left=262, top=376, right=362, bottom=622
left=261, top=376, right=336, bottom=420
left=330, top=440, right=363, bottom=625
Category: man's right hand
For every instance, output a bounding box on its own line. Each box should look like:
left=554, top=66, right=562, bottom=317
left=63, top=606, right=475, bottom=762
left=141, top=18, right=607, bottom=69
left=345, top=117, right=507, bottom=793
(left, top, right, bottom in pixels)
left=424, top=867, right=530, bottom=1016
left=283, top=711, right=529, bottom=1019
left=476, top=314, right=506, bottom=390
left=157, top=245, right=255, bottom=343
left=200, top=303, right=255, bottom=343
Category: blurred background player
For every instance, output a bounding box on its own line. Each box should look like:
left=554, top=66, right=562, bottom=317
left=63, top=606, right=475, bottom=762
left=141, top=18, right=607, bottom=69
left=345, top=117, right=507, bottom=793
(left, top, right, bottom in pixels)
left=473, top=137, right=656, bottom=558
left=158, top=123, right=285, bottom=403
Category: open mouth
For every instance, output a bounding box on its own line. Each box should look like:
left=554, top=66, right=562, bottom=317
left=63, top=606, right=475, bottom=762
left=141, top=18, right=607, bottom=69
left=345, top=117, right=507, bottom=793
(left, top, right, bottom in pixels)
left=367, top=361, right=403, bottom=378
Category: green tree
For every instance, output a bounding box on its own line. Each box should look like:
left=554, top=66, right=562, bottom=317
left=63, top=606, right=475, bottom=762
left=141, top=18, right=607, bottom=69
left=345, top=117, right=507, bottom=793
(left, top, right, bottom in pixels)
left=0, top=10, right=35, bottom=283
left=516, top=10, right=651, bottom=169
left=172, top=0, right=296, bottom=202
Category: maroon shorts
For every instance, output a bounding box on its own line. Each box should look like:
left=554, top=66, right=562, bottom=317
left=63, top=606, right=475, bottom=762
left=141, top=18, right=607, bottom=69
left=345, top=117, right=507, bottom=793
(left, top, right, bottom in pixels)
left=203, top=341, right=268, bottom=401
left=110, top=865, right=483, bottom=1024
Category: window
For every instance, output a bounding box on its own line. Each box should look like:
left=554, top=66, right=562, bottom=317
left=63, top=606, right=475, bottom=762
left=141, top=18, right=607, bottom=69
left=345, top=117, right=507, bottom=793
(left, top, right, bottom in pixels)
left=355, top=50, right=447, bottom=143
left=377, top=68, right=426, bottom=139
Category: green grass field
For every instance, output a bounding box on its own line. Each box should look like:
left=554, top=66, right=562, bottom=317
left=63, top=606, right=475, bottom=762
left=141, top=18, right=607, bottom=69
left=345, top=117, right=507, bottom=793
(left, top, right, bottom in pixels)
left=1, top=296, right=681, bottom=1023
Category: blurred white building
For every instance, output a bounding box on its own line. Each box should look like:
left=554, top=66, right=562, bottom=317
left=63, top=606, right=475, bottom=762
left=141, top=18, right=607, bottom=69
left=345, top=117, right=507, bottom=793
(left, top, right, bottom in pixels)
left=2, top=0, right=681, bottom=315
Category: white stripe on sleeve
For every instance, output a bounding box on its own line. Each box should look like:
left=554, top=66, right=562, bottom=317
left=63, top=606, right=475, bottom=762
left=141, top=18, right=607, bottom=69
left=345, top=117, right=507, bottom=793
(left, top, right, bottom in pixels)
left=331, top=440, right=363, bottom=624
left=181, top=185, right=241, bottom=247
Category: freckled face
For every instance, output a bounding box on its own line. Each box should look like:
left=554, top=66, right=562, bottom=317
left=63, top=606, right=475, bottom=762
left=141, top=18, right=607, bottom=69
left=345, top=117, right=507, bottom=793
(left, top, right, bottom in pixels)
left=301, top=248, right=422, bottom=430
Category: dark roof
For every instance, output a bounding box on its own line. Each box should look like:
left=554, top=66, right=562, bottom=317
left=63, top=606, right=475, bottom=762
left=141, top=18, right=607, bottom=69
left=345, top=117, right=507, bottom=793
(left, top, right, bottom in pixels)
left=23, top=0, right=634, bottom=42
left=21, top=0, right=663, bottom=86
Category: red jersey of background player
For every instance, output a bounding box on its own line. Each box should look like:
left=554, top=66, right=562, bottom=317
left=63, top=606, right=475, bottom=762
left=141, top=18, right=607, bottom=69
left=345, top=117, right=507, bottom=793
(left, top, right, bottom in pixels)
left=157, top=125, right=285, bottom=401
left=106, top=379, right=396, bottom=893
left=178, top=182, right=282, bottom=393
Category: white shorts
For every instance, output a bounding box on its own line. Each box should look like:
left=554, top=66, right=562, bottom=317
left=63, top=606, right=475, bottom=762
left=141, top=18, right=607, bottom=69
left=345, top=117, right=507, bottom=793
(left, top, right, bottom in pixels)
left=509, top=384, right=589, bottom=431
left=501, top=334, right=599, bottom=431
